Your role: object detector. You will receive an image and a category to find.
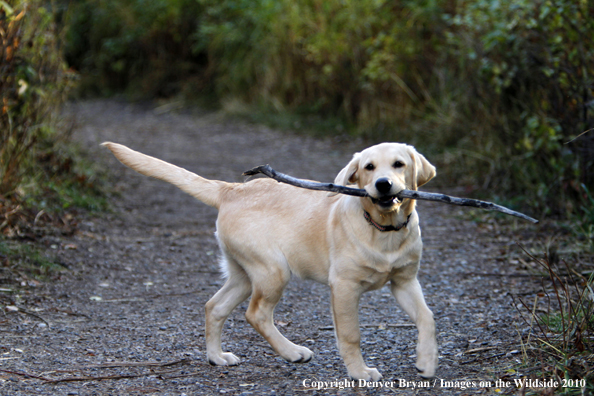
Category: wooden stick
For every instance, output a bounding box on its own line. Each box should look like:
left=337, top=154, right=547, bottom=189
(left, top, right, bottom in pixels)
left=74, top=358, right=190, bottom=370
left=46, top=372, right=151, bottom=383
left=243, top=164, right=539, bottom=224
left=0, top=368, right=54, bottom=382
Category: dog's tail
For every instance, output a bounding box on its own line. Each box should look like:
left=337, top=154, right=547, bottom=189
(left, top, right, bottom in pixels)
left=102, top=142, right=227, bottom=209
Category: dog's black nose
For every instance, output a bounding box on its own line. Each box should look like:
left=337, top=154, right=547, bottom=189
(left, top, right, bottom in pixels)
left=375, top=178, right=393, bottom=194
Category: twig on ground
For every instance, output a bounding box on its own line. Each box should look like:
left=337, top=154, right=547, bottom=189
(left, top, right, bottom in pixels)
left=11, top=307, right=52, bottom=328
left=74, top=358, right=190, bottom=370
left=460, top=352, right=509, bottom=365
left=463, top=346, right=499, bottom=354
left=45, top=360, right=191, bottom=384
left=45, top=372, right=150, bottom=383
left=243, top=164, right=539, bottom=223
left=94, top=297, right=146, bottom=303
left=159, top=371, right=204, bottom=380
left=49, top=307, right=91, bottom=320
left=0, top=368, right=53, bottom=382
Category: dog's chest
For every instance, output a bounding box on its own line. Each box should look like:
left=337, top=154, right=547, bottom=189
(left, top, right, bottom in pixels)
left=357, top=256, right=415, bottom=291
left=359, top=231, right=421, bottom=275
left=367, top=248, right=412, bottom=272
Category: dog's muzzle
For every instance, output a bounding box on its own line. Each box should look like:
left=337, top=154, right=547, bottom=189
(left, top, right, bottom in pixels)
left=371, top=178, right=402, bottom=208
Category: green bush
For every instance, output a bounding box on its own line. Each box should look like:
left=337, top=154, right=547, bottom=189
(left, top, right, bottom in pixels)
left=1, top=1, right=105, bottom=213
left=198, top=0, right=593, bottom=218
left=444, top=0, right=593, bottom=217
left=0, top=0, right=73, bottom=197
left=197, top=0, right=444, bottom=126
left=65, top=0, right=205, bottom=97
left=62, top=0, right=593, bottom=219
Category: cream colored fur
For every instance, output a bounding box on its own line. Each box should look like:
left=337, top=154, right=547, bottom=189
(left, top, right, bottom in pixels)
left=102, top=141, right=438, bottom=381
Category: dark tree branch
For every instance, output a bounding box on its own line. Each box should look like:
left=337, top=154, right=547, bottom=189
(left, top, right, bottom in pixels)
left=243, top=164, right=539, bottom=224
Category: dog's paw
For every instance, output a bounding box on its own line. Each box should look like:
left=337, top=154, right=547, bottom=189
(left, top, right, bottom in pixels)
left=348, top=366, right=382, bottom=382
left=282, top=345, right=314, bottom=363
left=208, top=352, right=241, bottom=366
left=415, top=351, right=438, bottom=378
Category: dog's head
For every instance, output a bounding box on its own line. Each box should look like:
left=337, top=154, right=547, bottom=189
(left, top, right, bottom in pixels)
left=334, top=143, right=436, bottom=213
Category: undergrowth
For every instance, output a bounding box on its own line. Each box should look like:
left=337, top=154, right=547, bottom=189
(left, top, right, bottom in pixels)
left=513, top=248, right=593, bottom=395
left=1, top=1, right=108, bottom=283
left=0, top=240, right=65, bottom=285
left=577, top=185, right=594, bottom=252
left=1, top=1, right=107, bottom=214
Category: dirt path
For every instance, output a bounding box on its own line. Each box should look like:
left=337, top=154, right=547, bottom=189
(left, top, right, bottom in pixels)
left=1, top=100, right=540, bottom=395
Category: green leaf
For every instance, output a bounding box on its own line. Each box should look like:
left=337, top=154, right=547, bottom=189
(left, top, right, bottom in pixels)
left=0, top=1, right=14, bottom=15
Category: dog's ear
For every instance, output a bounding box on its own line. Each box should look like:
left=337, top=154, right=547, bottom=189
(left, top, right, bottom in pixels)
left=407, top=146, right=436, bottom=190
left=328, top=153, right=360, bottom=196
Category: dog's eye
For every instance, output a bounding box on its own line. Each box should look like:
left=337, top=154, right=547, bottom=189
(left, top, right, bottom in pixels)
left=364, top=163, right=375, bottom=171
left=392, top=161, right=404, bottom=169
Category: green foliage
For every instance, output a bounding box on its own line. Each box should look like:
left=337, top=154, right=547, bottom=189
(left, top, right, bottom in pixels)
left=1, top=1, right=106, bottom=214
left=0, top=240, right=64, bottom=280
left=62, top=0, right=594, bottom=218
left=0, top=0, right=73, bottom=197
left=515, top=251, right=594, bottom=394
left=25, top=140, right=110, bottom=212
left=196, top=0, right=445, bottom=126
left=444, top=0, right=594, bottom=217
left=65, top=0, right=205, bottom=97
left=197, top=0, right=594, bottom=217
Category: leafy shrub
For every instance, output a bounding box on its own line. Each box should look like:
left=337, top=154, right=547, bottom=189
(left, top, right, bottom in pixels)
left=198, top=0, right=593, bottom=218
left=197, top=0, right=445, bottom=126
left=62, top=0, right=593, bottom=218
left=1, top=1, right=106, bottom=217
left=445, top=0, right=594, bottom=217
left=0, top=0, right=73, bottom=197
left=65, top=0, right=206, bottom=98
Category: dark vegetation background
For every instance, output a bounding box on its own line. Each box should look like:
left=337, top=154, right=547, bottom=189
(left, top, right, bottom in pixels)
left=4, top=0, right=594, bottom=222
left=2, top=0, right=594, bottom=222
left=1, top=0, right=593, bottom=392
left=64, top=0, right=594, bottom=221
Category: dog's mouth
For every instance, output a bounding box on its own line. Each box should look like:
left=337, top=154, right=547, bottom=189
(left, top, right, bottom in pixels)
left=370, top=195, right=401, bottom=208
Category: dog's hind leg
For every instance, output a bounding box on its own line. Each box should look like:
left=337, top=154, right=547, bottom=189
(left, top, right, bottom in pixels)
left=244, top=266, right=314, bottom=364
left=205, top=258, right=252, bottom=366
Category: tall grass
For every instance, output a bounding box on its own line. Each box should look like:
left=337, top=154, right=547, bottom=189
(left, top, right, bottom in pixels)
left=514, top=248, right=593, bottom=395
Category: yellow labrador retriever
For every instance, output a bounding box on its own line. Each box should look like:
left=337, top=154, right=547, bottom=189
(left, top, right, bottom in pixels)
left=103, top=142, right=438, bottom=381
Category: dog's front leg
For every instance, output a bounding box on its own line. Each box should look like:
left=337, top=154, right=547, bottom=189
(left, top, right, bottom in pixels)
left=330, top=281, right=382, bottom=381
left=390, top=277, right=438, bottom=378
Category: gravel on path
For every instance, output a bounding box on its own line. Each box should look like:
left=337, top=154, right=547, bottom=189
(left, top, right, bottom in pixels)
left=0, top=100, right=542, bottom=395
